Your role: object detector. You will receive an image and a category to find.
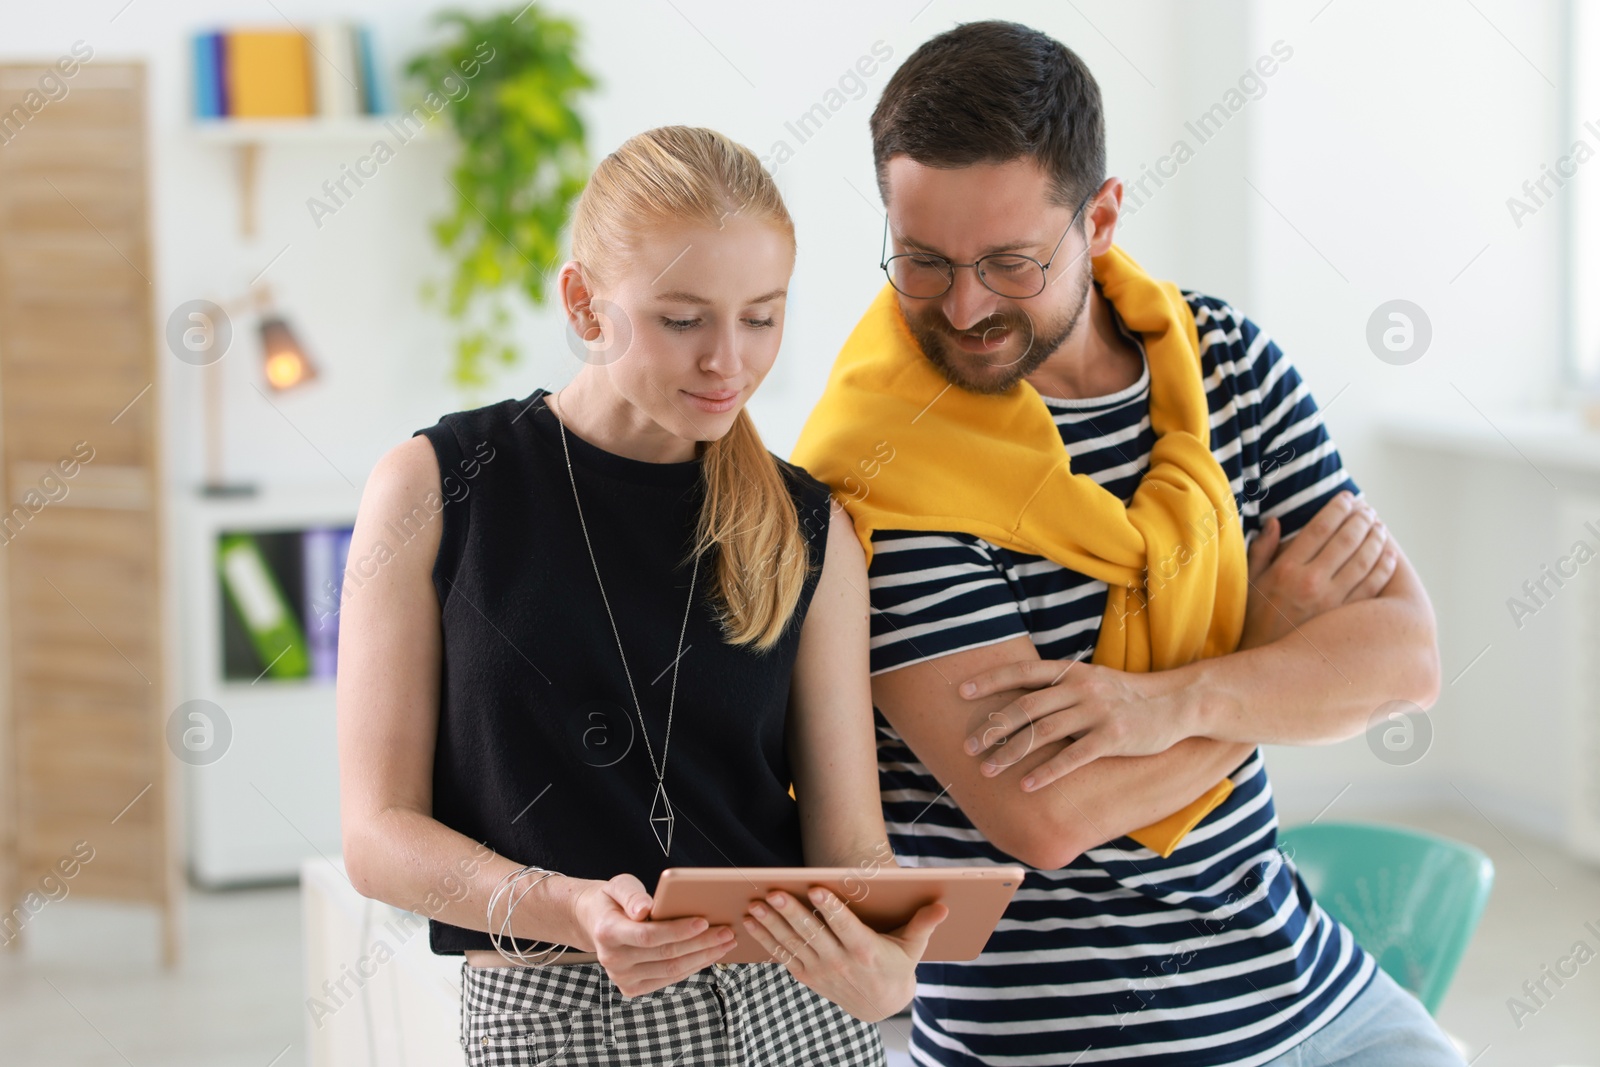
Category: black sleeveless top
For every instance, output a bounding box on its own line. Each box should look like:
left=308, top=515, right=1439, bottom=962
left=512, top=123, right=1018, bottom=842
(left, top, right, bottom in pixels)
left=412, top=388, right=831, bottom=954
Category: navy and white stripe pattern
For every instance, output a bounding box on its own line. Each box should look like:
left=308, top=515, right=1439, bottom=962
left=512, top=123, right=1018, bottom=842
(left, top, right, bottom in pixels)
left=868, top=288, right=1376, bottom=1065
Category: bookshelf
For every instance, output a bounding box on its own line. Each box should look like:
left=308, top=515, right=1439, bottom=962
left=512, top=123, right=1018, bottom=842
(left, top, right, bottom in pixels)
left=190, top=115, right=439, bottom=238
left=176, top=24, right=416, bottom=883
left=190, top=115, right=423, bottom=144
left=188, top=22, right=437, bottom=236
left=178, top=483, right=359, bottom=886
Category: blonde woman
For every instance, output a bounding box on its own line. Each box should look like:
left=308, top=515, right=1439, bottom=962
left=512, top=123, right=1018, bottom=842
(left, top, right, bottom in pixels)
left=337, top=126, right=946, bottom=1066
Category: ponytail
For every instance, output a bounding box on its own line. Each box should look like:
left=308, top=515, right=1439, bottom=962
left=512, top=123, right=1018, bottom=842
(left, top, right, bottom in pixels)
left=692, top=409, right=813, bottom=650
left=569, top=126, right=813, bottom=649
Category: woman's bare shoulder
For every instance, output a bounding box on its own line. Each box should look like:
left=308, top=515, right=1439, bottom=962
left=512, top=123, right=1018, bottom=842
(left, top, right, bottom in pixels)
left=349, top=435, right=447, bottom=581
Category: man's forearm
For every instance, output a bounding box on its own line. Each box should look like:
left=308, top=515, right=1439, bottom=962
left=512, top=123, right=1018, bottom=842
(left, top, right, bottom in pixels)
left=1043, top=736, right=1257, bottom=858
left=1180, top=584, right=1440, bottom=747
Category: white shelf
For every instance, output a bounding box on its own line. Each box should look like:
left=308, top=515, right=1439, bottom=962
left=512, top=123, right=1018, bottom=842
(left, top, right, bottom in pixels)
left=188, top=115, right=440, bottom=236
left=189, top=115, right=438, bottom=144
left=214, top=676, right=335, bottom=700
left=1376, top=404, right=1600, bottom=476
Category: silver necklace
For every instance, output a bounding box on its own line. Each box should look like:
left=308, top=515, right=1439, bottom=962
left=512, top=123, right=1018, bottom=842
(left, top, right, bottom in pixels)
left=550, top=389, right=697, bottom=856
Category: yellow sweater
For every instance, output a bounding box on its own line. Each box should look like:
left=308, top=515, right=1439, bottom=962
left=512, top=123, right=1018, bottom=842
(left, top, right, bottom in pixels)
left=791, top=244, right=1247, bottom=856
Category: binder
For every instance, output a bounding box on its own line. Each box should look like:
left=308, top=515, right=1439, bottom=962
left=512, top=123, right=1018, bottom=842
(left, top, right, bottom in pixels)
left=219, top=533, right=309, bottom=679
left=303, top=528, right=340, bottom=680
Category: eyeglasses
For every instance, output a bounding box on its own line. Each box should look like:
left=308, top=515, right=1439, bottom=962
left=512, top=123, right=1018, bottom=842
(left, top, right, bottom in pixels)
left=878, top=190, right=1096, bottom=300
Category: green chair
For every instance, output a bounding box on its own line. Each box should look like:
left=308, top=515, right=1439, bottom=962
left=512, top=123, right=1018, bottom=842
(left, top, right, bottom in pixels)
left=1277, top=821, right=1493, bottom=1015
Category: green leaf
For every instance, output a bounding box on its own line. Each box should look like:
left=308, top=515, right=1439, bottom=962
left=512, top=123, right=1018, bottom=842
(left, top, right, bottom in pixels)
left=404, top=5, right=596, bottom=387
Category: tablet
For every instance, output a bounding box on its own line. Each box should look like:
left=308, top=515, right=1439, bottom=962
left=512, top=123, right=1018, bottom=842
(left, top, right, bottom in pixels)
left=650, top=865, right=1026, bottom=964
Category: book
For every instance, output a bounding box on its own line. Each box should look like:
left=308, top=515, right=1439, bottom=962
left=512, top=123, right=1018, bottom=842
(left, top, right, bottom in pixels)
left=193, top=32, right=225, bottom=118
left=310, top=23, right=362, bottom=119
left=356, top=25, right=386, bottom=115
left=225, top=30, right=313, bottom=118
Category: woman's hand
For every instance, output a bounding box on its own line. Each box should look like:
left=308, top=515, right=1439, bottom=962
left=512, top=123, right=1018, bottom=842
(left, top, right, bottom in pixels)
left=571, top=873, right=736, bottom=997
left=741, top=886, right=948, bottom=1022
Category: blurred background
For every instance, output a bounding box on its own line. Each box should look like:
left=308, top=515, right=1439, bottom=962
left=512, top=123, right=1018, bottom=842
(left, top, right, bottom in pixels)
left=0, top=0, right=1596, bottom=1064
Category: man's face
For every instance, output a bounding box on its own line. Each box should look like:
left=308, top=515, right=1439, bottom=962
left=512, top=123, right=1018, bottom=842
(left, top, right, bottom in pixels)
left=882, top=157, right=1097, bottom=395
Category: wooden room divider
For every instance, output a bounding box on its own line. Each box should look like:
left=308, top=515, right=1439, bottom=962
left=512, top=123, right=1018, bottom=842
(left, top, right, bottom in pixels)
left=0, top=60, right=179, bottom=962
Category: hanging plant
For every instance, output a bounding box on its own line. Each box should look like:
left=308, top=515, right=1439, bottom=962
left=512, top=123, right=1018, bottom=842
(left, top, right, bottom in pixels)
left=403, top=7, right=596, bottom=391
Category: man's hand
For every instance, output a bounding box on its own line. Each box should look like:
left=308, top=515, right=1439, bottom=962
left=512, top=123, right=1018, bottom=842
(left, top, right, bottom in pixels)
left=956, top=491, right=1402, bottom=790
left=1241, top=490, right=1396, bottom=649
left=956, top=660, right=1196, bottom=792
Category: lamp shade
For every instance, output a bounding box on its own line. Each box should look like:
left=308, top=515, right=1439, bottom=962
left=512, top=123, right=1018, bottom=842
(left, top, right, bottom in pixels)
left=258, top=314, right=319, bottom=390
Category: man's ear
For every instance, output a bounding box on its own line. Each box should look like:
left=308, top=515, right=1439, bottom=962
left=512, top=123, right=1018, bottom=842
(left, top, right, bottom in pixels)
left=1086, top=177, right=1124, bottom=256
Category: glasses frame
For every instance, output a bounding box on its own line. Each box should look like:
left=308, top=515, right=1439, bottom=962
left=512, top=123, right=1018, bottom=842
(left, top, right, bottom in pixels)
left=878, top=189, right=1097, bottom=300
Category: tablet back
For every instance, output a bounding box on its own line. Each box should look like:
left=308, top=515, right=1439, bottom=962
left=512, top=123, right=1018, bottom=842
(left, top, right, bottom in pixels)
left=650, top=865, right=1025, bottom=964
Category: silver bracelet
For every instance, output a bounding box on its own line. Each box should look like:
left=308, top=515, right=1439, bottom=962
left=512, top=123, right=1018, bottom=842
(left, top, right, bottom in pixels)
left=486, top=864, right=571, bottom=966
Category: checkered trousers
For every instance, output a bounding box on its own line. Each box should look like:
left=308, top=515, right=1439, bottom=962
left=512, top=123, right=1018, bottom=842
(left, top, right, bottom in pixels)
left=459, top=959, right=887, bottom=1066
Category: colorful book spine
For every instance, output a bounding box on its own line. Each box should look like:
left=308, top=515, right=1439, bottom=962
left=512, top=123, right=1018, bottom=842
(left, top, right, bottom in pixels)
left=357, top=25, right=385, bottom=115
left=196, top=24, right=383, bottom=119
left=214, top=33, right=230, bottom=116
left=311, top=22, right=362, bottom=118
left=224, top=30, right=314, bottom=118
left=193, top=32, right=225, bottom=118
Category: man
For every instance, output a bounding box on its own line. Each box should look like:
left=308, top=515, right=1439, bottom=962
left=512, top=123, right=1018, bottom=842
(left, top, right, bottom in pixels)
left=792, top=20, right=1461, bottom=1067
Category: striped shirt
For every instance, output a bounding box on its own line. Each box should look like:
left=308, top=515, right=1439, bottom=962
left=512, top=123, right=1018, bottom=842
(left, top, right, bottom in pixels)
left=867, top=286, right=1376, bottom=1065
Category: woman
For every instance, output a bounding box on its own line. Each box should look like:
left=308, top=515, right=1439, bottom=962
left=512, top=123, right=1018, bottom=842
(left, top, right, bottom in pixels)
left=337, top=125, right=947, bottom=1066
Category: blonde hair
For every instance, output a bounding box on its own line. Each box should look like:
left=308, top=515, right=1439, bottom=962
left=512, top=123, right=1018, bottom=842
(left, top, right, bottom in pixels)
left=569, top=126, right=811, bottom=650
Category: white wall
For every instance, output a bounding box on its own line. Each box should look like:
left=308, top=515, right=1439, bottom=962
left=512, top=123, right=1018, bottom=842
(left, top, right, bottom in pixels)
left=1242, top=0, right=1579, bottom=834
left=2, top=0, right=1581, bottom=840
left=0, top=0, right=1252, bottom=488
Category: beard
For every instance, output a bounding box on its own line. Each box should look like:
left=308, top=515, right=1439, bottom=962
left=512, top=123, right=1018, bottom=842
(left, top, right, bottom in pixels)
left=904, top=258, right=1093, bottom=396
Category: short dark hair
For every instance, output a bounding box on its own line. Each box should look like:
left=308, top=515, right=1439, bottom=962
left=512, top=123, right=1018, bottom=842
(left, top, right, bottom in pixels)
left=870, top=20, right=1105, bottom=210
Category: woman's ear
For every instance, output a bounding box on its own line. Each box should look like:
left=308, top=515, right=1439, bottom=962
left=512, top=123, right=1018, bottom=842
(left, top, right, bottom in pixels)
left=558, top=260, right=597, bottom=337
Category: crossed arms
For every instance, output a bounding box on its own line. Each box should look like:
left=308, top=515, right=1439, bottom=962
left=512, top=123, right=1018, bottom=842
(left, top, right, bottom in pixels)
left=869, top=490, right=1441, bottom=870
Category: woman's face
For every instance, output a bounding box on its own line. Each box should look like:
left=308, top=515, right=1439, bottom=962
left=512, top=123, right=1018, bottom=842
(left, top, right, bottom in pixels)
left=564, top=213, right=794, bottom=445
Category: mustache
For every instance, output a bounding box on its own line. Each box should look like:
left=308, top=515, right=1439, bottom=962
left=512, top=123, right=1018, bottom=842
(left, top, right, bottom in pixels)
left=920, top=309, right=1031, bottom=339
left=912, top=309, right=1038, bottom=368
